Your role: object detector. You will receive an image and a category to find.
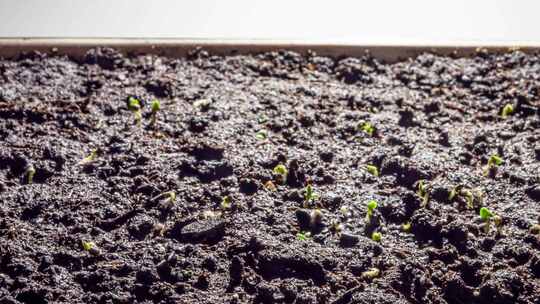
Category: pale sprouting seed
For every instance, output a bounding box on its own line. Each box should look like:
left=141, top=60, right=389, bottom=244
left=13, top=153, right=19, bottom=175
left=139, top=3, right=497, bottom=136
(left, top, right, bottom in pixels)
left=25, top=165, right=36, bottom=184
left=361, top=268, right=380, bottom=280
left=220, top=196, right=231, bottom=210
left=371, top=232, right=382, bottom=242
left=501, top=103, right=514, bottom=118
left=255, top=130, right=268, bottom=140
left=79, top=149, right=98, bottom=165
left=366, top=164, right=379, bottom=177
left=402, top=222, right=412, bottom=232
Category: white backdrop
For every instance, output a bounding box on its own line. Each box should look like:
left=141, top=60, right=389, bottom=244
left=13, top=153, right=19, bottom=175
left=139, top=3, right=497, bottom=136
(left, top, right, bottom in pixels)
left=0, top=0, right=538, bottom=44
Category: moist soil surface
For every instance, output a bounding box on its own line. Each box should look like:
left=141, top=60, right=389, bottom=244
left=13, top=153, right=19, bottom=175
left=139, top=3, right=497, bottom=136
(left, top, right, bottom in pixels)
left=0, top=48, right=539, bottom=304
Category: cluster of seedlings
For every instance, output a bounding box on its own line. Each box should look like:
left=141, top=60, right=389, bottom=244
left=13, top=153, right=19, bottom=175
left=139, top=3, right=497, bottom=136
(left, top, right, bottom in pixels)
left=5, top=49, right=540, bottom=303
left=127, top=96, right=162, bottom=127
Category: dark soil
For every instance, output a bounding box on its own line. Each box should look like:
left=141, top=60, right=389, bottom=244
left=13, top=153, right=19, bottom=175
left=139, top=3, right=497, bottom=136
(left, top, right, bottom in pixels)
left=0, top=47, right=539, bottom=304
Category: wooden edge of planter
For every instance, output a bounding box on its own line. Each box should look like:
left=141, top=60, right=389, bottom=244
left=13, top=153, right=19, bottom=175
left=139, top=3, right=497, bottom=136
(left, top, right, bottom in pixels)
left=0, top=38, right=539, bottom=62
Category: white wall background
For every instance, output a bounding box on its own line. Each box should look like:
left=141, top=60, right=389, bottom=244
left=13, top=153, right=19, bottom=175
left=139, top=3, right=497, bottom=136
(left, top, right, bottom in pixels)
left=0, top=0, right=538, bottom=44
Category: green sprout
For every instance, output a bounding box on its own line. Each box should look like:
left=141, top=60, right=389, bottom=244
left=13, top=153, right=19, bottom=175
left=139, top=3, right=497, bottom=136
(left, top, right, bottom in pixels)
left=366, top=164, right=379, bottom=177
left=371, top=232, right=382, bottom=242
left=81, top=240, right=100, bottom=255
left=79, top=149, right=98, bottom=165
left=488, top=154, right=503, bottom=167
left=25, top=165, right=36, bottom=184
left=479, top=207, right=493, bottom=221
left=255, top=130, right=267, bottom=140
left=273, top=164, right=288, bottom=183
left=402, top=222, right=411, bottom=232
left=150, top=99, right=161, bottom=126
left=501, top=103, right=514, bottom=118
left=365, top=200, right=378, bottom=221
left=359, top=122, right=375, bottom=137
left=417, top=180, right=429, bottom=207
left=296, top=231, right=311, bottom=241
left=82, top=241, right=95, bottom=251
left=361, top=268, right=380, bottom=280
left=479, top=207, right=494, bottom=233
left=127, top=97, right=142, bottom=126
left=304, top=184, right=318, bottom=203
left=484, top=154, right=503, bottom=176
left=220, top=196, right=231, bottom=210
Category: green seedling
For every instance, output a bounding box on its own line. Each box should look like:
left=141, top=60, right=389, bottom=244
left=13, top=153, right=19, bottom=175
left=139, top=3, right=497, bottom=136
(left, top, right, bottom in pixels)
left=501, top=103, right=514, bottom=118
left=366, top=164, right=379, bottom=177
left=303, top=184, right=318, bottom=204
left=82, top=241, right=95, bottom=251
left=371, top=232, right=382, bottom=242
left=417, top=180, right=429, bottom=207
left=361, top=268, right=380, bottom=280
left=81, top=240, right=100, bottom=255
left=479, top=207, right=493, bottom=221
left=220, top=196, right=231, bottom=210
left=479, top=207, right=494, bottom=233
left=359, top=122, right=375, bottom=137
left=25, top=165, right=36, bottom=184
left=402, top=222, right=411, bottom=232
left=484, top=154, right=503, bottom=176
left=273, top=164, right=288, bottom=183
left=150, top=99, right=161, bottom=126
left=127, top=97, right=142, bottom=126
left=297, top=231, right=311, bottom=241
left=79, top=149, right=98, bottom=165
left=365, top=200, right=378, bottom=222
